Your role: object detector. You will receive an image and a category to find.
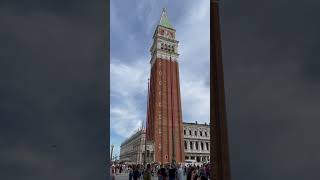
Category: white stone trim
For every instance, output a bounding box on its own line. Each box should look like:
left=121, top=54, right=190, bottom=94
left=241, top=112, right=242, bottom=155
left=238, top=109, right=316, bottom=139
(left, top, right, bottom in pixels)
left=150, top=51, right=179, bottom=67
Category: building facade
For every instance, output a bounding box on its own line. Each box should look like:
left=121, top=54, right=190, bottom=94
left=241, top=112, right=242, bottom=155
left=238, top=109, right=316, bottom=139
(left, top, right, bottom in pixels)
left=183, top=122, right=210, bottom=163
left=119, top=128, right=154, bottom=164
left=120, top=122, right=210, bottom=164
left=146, top=8, right=185, bottom=165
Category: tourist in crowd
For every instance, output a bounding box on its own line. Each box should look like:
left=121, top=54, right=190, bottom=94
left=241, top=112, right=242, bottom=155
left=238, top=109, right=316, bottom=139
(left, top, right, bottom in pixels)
left=166, top=164, right=171, bottom=177
left=199, top=166, right=205, bottom=177
left=157, top=165, right=167, bottom=180
left=133, top=165, right=141, bottom=180
left=186, top=167, right=195, bottom=180
left=168, top=165, right=177, bottom=180
left=143, top=164, right=152, bottom=180
left=205, top=164, right=210, bottom=179
left=203, top=165, right=207, bottom=176
left=151, top=164, right=155, bottom=177
left=177, top=164, right=184, bottom=180
left=111, top=165, right=115, bottom=180
left=139, top=164, right=144, bottom=177
left=129, top=165, right=133, bottom=180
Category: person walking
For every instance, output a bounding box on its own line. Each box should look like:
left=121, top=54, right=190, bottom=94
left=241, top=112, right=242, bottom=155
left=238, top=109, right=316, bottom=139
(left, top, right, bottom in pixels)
left=133, top=165, right=141, bottom=180
left=138, top=164, right=143, bottom=179
left=111, top=165, right=115, bottom=180
left=143, top=164, right=152, bottom=180
left=199, top=166, right=205, bottom=177
left=206, top=164, right=211, bottom=179
left=129, top=165, right=133, bottom=180
left=187, top=167, right=197, bottom=180
left=168, top=165, right=177, bottom=180
left=157, top=165, right=167, bottom=180
left=177, top=164, right=184, bottom=180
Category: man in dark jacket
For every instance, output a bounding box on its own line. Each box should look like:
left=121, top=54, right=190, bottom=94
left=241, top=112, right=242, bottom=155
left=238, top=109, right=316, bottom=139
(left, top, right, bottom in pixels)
left=133, top=165, right=141, bottom=180
left=168, top=165, right=177, bottom=180
left=157, top=165, right=167, bottom=180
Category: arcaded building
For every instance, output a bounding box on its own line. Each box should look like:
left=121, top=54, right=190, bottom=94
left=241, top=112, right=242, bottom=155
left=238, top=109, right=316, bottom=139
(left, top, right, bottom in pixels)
left=119, top=128, right=154, bottom=164
left=183, top=122, right=210, bottom=162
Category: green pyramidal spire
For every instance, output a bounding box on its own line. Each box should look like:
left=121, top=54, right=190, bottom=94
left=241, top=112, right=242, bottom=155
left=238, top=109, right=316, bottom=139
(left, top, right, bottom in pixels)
left=159, top=8, right=173, bottom=29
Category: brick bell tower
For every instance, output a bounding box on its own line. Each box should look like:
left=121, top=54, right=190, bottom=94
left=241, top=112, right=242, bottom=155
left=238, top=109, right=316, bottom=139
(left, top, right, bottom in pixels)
left=146, top=8, right=185, bottom=165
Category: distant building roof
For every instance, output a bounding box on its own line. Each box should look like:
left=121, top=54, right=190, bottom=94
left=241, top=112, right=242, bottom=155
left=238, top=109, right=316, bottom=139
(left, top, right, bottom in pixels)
left=183, top=121, right=209, bottom=126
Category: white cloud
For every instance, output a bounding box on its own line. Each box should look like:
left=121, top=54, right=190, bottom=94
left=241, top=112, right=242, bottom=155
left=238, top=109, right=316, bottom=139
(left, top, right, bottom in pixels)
left=180, top=80, right=210, bottom=124
left=110, top=103, right=143, bottom=138
left=110, top=59, right=149, bottom=97
left=110, top=59, right=149, bottom=138
left=178, top=1, right=210, bottom=69
left=177, top=0, right=210, bottom=123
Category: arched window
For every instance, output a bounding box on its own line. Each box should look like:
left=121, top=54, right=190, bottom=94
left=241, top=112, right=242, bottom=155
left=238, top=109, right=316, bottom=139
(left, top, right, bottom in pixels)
left=205, top=131, right=207, bottom=137
left=201, top=142, right=204, bottom=150
left=200, top=131, right=202, bottom=136
left=195, top=142, right=198, bottom=150
left=184, top=130, right=186, bottom=135
left=206, top=143, right=209, bottom=150
left=189, top=130, right=192, bottom=136
left=195, top=131, right=197, bottom=136
left=184, top=141, right=187, bottom=150
left=190, top=142, right=193, bottom=150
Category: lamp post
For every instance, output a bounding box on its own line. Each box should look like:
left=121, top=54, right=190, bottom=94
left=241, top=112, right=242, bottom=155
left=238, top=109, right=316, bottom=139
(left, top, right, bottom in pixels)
left=211, top=0, right=231, bottom=180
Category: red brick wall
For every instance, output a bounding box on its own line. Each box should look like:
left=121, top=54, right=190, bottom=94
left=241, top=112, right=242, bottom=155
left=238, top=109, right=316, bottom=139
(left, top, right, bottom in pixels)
left=147, top=58, right=185, bottom=164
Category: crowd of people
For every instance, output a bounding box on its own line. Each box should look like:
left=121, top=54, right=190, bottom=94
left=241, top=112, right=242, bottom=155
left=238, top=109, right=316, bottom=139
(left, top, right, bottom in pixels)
left=184, top=164, right=211, bottom=180
left=110, top=162, right=211, bottom=180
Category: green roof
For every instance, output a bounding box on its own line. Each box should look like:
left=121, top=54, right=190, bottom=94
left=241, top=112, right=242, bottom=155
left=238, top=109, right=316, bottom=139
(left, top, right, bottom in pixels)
left=159, top=8, right=173, bottom=29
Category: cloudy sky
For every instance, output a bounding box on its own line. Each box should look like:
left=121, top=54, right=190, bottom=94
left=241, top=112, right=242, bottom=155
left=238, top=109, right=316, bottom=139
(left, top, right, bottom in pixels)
left=110, top=0, right=210, bottom=156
